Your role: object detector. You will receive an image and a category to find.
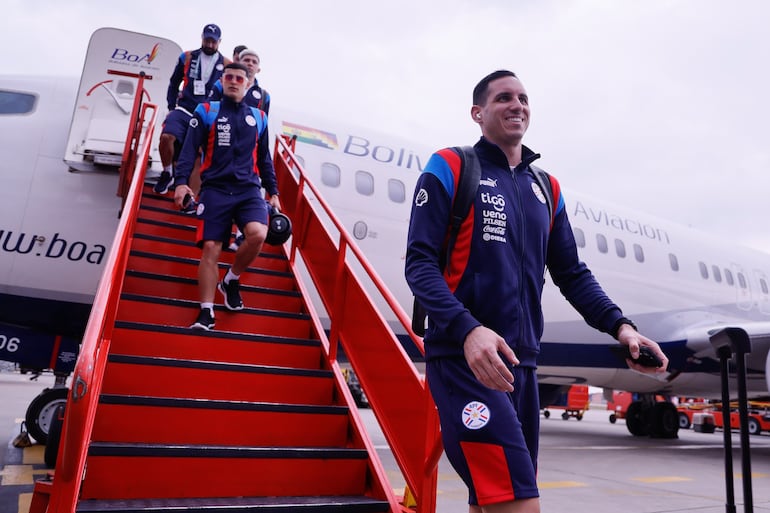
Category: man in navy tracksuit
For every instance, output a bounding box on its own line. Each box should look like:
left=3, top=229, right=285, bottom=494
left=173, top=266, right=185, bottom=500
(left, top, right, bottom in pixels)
left=155, top=23, right=229, bottom=195
left=174, top=62, right=281, bottom=331
left=405, top=70, right=668, bottom=512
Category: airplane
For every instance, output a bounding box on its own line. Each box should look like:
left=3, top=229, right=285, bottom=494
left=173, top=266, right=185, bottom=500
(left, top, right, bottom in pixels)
left=1, top=28, right=768, bottom=445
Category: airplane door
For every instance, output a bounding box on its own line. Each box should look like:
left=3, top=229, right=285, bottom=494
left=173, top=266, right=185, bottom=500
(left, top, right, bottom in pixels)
left=64, top=28, right=181, bottom=172
left=732, top=263, right=752, bottom=311
left=754, top=269, right=770, bottom=315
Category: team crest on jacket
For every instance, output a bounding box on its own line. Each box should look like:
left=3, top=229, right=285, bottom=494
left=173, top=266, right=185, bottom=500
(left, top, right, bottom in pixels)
left=461, top=401, right=490, bottom=430
left=415, top=188, right=428, bottom=206
left=252, top=90, right=262, bottom=100
left=532, top=182, right=547, bottom=204
left=245, top=115, right=256, bottom=126
left=189, top=118, right=198, bottom=128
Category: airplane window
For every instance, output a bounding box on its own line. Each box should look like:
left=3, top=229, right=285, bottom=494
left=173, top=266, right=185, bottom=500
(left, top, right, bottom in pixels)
left=388, top=178, right=406, bottom=203
left=353, top=221, right=368, bottom=240
left=738, top=273, right=747, bottom=289
left=668, top=253, right=679, bottom=271
left=725, top=269, right=734, bottom=286
left=596, top=234, right=608, bottom=253
left=633, top=244, right=644, bottom=263
left=761, top=278, right=769, bottom=295
left=712, top=265, right=722, bottom=283
left=321, top=162, right=341, bottom=187
left=355, top=170, right=374, bottom=196
left=699, top=262, right=709, bottom=279
left=614, top=239, right=626, bottom=258
left=0, top=90, right=37, bottom=114
left=573, top=228, right=585, bottom=248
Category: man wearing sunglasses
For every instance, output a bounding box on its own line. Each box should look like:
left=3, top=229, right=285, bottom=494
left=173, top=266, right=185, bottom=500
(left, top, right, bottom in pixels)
left=173, top=62, right=281, bottom=331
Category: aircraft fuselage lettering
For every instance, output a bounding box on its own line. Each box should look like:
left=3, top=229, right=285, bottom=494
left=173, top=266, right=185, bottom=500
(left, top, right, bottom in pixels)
left=343, top=135, right=425, bottom=171
left=573, top=200, right=670, bottom=244
left=111, top=48, right=152, bottom=64
left=0, top=334, right=20, bottom=353
left=0, top=230, right=106, bottom=264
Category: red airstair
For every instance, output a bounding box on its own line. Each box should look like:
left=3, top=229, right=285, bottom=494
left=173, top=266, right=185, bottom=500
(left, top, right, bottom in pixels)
left=30, top=73, right=441, bottom=513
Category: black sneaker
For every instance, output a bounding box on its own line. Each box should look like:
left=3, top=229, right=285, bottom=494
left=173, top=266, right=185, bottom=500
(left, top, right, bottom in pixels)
left=218, top=278, right=244, bottom=310
left=153, top=171, right=174, bottom=194
left=190, top=308, right=215, bottom=330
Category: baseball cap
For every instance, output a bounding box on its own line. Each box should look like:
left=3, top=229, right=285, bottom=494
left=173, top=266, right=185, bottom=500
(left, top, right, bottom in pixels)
left=202, top=24, right=222, bottom=41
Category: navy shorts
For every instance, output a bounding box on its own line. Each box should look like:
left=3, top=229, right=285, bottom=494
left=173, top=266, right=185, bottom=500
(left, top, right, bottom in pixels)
left=194, top=186, right=268, bottom=247
left=426, top=357, right=540, bottom=506
left=161, top=108, right=193, bottom=159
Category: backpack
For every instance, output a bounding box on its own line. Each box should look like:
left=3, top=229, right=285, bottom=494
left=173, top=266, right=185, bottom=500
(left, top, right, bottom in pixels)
left=410, top=145, right=556, bottom=337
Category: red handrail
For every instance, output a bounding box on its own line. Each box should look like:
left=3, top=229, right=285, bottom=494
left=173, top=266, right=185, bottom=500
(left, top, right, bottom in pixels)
left=273, top=135, right=442, bottom=512
left=44, top=82, right=158, bottom=513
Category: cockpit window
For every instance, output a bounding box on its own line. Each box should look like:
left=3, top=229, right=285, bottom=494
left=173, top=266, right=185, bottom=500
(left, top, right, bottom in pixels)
left=0, top=90, right=37, bottom=114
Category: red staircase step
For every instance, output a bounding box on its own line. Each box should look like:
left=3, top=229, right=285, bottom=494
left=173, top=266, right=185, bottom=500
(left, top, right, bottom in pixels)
left=134, top=217, right=197, bottom=240
left=110, top=322, right=323, bottom=369
left=76, top=495, right=390, bottom=513
left=100, top=355, right=337, bottom=405
left=130, top=241, right=289, bottom=275
left=122, top=271, right=303, bottom=312
left=115, top=295, right=314, bottom=337
left=80, top=443, right=370, bottom=500
left=91, top=395, right=352, bottom=447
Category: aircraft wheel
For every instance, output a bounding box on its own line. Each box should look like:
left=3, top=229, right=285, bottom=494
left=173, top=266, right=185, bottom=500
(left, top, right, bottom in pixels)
left=25, top=387, right=68, bottom=445
left=625, top=401, right=649, bottom=436
left=609, top=413, right=617, bottom=424
left=748, top=418, right=761, bottom=435
left=562, top=412, right=570, bottom=420
left=576, top=413, right=583, bottom=421
left=44, top=403, right=65, bottom=468
left=678, top=412, right=691, bottom=429
left=543, top=410, right=550, bottom=419
left=649, top=402, right=679, bottom=439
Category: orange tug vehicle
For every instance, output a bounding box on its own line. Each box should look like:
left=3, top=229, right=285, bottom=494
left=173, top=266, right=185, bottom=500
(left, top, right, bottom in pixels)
left=677, top=400, right=770, bottom=435
left=542, top=385, right=590, bottom=420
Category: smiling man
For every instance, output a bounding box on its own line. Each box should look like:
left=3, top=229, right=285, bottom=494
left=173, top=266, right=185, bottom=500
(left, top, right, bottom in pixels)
left=405, top=70, right=668, bottom=513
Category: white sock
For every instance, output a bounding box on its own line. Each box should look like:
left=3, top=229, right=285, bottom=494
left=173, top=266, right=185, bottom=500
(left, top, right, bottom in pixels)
left=163, top=165, right=172, bottom=174
left=224, top=269, right=240, bottom=284
left=201, top=302, right=214, bottom=313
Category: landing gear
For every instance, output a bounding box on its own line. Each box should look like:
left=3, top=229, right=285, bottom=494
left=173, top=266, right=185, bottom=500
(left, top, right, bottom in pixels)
left=25, top=387, right=68, bottom=444
left=625, top=398, right=679, bottom=439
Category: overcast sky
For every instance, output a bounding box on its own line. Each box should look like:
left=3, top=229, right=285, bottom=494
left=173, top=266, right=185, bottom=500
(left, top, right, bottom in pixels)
left=8, top=0, right=770, bottom=252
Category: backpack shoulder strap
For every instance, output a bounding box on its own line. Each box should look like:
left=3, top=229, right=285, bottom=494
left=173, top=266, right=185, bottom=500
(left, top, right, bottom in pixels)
left=412, top=145, right=480, bottom=336
left=529, top=164, right=555, bottom=230
left=442, top=146, right=481, bottom=270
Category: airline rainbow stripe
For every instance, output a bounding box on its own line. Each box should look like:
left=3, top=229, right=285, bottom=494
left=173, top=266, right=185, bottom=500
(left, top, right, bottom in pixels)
left=148, top=43, right=160, bottom=63
left=281, top=121, right=338, bottom=150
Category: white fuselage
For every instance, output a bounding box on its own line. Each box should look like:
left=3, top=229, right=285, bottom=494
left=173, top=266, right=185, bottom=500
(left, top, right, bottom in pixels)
left=2, top=71, right=769, bottom=398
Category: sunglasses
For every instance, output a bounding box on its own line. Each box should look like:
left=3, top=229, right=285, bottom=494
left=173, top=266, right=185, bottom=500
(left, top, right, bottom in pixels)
left=223, top=73, right=246, bottom=84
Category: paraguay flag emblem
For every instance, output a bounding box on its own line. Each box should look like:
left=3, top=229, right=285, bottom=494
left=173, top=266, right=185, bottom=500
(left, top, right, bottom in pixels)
left=462, top=401, right=490, bottom=430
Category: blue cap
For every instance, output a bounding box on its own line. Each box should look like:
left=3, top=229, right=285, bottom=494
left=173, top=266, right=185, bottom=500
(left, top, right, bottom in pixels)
left=202, top=24, right=222, bottom=41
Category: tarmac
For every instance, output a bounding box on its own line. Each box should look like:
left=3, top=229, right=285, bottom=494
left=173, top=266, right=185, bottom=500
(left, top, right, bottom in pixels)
left=1, top=369, right=769, bottom=513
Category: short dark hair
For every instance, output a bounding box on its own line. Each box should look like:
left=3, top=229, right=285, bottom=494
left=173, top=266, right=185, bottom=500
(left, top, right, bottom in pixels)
left=473, top=70, right=518, bottom=105
left=224, top=62, right=249, bottom=75
left=233, top=45, right=247, bottom=57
